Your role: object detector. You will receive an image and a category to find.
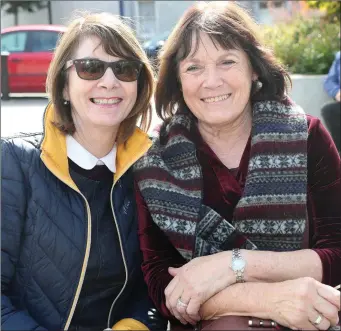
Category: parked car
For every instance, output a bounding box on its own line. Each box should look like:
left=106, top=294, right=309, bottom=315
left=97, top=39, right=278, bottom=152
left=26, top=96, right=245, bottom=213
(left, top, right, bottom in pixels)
left=142, top=31, right=169, bottom=59
left=1, top=24, right=66, bottom=93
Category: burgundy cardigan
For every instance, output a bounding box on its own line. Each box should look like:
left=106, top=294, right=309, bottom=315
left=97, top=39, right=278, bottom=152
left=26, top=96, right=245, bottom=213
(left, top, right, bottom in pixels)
left=136, top=115, right=341, bottom=319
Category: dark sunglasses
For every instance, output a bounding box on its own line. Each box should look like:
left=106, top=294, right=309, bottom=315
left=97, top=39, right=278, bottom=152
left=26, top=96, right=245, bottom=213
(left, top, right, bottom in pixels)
left=65, top=58, right=143, bottom=82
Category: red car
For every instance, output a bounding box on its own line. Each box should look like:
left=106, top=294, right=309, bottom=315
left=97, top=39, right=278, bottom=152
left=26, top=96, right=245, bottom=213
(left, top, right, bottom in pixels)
left=1, top=24, right=66, bottom=93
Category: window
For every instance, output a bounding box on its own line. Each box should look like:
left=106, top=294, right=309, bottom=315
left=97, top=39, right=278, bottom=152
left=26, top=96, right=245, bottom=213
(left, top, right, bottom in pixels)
left=259, top=0, right=285, bottom=9
left=259, top=1, right=268, bottom=9
left=29, top=31, right=61, bottom=52
left=1, top=32, right=28, bottom=52
left=273, top=1, right=285, bottom=8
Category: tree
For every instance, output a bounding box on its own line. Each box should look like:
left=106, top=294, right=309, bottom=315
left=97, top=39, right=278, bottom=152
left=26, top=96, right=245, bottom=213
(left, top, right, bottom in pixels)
left=1, top=1, right=48, bottom=26
left=306, top=0, right=341, bottom=22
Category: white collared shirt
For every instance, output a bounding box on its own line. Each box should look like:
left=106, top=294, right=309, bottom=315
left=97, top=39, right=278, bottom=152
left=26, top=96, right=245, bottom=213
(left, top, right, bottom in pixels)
left=66, top=135, right=116, bottom=173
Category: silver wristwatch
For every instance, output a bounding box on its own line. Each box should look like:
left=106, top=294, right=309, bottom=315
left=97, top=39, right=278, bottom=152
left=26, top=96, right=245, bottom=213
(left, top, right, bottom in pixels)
left=230, top=248, right=246, bottom=283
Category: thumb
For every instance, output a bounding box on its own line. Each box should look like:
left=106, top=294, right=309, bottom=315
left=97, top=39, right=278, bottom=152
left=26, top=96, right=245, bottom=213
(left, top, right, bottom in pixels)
left=168, top=266, right=179, bottom=276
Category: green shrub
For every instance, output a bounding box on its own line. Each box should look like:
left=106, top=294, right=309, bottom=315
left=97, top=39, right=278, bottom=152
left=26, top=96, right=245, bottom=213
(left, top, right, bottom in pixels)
left=263, top=17, right=340, bottom=74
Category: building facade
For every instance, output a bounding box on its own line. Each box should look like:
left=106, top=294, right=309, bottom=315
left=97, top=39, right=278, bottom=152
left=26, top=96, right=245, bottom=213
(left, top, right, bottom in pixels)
left=1, top=1, right=311, bottom=40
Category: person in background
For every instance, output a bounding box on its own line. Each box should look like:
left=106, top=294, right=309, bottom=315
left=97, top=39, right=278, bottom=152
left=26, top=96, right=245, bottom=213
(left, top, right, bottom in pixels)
left=134, top=2, right=341, bottom=331
left=1, top=12, right=166, bottom=331
left=321, top=47, right=340, bottom=153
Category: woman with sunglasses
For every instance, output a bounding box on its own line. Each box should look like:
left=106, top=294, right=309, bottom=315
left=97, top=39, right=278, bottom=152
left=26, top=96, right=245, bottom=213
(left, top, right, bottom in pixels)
left=1, top=12, right=166, bottom=331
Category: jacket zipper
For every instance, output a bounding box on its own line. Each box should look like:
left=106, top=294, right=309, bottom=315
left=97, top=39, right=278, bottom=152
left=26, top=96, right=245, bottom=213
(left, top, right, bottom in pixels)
left=105, top=143, right=152, bottom=327
left=106, top=180, right=129, bottom=328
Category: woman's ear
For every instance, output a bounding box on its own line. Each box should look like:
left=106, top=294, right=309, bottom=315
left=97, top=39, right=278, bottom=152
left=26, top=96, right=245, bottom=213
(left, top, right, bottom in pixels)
left=252, top=73, right=258, bottom=82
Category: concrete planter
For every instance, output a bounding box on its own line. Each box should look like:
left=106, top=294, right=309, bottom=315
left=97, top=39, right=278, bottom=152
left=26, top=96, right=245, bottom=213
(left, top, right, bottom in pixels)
left=289, top=74, right=333, bottom=123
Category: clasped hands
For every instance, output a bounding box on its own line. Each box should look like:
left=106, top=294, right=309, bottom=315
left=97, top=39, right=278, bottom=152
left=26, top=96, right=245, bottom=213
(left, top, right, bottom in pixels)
left=164, top=252, right=233, bottom=325
left=164, top=253, right=340, bottom=331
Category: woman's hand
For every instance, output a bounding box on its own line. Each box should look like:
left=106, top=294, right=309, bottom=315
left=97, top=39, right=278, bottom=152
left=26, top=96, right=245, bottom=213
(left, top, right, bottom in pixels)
left=269, top=277, right=340, bottom=330
left=164, top=252, right=233, bottom=325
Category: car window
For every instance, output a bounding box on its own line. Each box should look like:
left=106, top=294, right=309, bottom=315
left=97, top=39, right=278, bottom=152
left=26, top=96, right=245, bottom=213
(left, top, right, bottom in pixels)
left=29, top=30, right=60, bottom=52
left=1, top=32, right=28, bottom=52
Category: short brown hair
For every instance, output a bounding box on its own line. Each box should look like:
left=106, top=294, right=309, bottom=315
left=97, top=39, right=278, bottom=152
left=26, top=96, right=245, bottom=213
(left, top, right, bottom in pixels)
left=46, top=12, right=154, bottom=143
left=155, top=1, right=291, bottom=120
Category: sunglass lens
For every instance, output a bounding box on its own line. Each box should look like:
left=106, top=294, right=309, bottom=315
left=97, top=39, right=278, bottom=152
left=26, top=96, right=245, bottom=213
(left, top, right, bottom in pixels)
left=77, top=60, right=104, bottom=80
left=114, top=61, right=141, bottom=82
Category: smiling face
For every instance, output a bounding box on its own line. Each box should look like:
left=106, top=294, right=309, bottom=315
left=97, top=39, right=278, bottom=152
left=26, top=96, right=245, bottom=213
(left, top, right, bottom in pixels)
left=63, top=35, right=138, bottom=134
left=178, top=32, right=257, bottom=127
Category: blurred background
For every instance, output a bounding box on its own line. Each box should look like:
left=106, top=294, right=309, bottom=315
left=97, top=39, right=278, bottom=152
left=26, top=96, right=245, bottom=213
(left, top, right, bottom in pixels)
left=1, top=0, right=340, bottom=137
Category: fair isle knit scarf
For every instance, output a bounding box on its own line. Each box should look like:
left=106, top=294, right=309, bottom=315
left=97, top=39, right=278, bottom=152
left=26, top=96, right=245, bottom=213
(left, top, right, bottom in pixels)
left=134, top=101, right=308, bottom=261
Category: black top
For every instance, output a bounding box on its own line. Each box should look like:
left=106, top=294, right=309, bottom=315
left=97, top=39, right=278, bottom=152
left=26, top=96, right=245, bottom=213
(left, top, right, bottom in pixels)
left=68, top=159, right=125, bottom=331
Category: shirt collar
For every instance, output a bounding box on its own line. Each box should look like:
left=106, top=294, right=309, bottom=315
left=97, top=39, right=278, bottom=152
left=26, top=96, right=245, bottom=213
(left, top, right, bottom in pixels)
left=66, top=135, right=116, bottom=173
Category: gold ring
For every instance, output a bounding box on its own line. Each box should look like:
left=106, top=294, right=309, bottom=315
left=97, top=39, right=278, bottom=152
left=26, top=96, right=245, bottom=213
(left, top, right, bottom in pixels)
left=314, top=314, right=323, bottom=326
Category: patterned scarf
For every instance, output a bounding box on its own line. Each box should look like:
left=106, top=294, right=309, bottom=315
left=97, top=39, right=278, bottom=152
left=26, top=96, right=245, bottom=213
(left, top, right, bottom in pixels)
left=134, top=101, right=308, bottom=261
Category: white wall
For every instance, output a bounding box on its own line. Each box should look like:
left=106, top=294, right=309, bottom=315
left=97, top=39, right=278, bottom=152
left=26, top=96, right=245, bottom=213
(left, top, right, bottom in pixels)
left=1, top=1, right=120, bottom=30
left=1, top=6, right=50, bottom=29
left=51, top=1, right=120, bottom=26
left=153, top=1, right=255, bottom=37
left=289, top=75, right=333, bottom=124
left=154, top=1, right=195, bottom=36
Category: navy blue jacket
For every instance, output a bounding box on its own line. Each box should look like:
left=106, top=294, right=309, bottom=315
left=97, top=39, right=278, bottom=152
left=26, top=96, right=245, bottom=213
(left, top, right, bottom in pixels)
left=1, top=104, right=166, bottom=331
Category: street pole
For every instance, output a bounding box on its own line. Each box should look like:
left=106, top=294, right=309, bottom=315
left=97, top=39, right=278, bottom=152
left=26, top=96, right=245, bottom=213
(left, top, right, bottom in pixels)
left=1, top=52, right=10, bottom=100
left=14, top=6, right=18, bottom=26
left=119, top=0, right=124, bottom=17
left=47, top=1, right=52, bottom=24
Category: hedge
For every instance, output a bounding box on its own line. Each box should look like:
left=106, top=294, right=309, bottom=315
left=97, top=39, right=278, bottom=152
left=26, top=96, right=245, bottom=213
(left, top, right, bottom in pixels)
left=262, top=17, right=340, bottom=74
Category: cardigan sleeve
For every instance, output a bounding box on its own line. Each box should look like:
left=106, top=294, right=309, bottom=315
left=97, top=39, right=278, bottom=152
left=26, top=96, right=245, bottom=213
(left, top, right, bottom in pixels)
left=135, top=182, right=186, bottom=320
left=306, top=116, right=341, bottom=287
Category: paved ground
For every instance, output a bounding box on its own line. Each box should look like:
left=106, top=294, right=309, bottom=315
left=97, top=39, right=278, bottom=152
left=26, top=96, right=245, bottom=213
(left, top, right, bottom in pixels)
left=1, top=96, right=161, bottom=138
left=1, top=97, right=49, bottom=138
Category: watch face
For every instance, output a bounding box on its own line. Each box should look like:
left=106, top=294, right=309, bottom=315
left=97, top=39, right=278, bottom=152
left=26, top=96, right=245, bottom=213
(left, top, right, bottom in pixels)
left=231, top=258, right=246, bottom=271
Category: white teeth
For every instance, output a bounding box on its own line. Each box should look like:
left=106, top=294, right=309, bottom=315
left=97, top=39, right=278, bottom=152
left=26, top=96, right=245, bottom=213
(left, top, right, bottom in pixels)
left=92, top=98, right=121, bottom=104
left=203, top=94, right=231, bottom=103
